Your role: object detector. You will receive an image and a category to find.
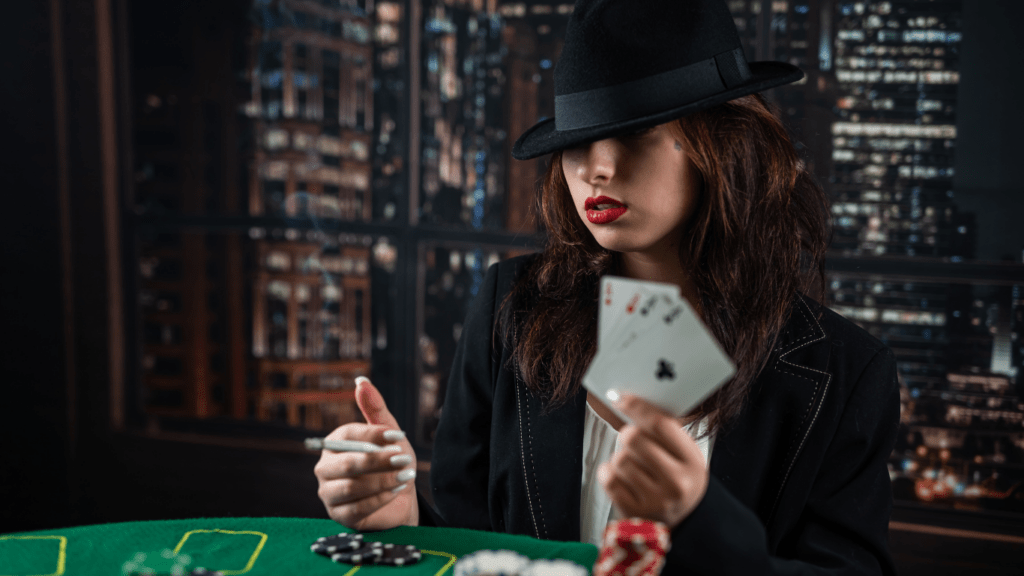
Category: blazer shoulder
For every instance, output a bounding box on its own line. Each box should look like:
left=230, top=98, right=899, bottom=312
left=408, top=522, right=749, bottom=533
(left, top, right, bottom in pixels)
left=811, top=301, right=892, bottom=358
left=778, top=295, right=895, bottom=398
left=496, top=252, right=540, bottom=278
left=802, top=297, right=898, bottom=398
left=489, top=252, right=541, bottom=299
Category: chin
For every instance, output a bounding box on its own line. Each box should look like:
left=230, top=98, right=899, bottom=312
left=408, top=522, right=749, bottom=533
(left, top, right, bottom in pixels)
left=589, top=231, right=647, bottom=254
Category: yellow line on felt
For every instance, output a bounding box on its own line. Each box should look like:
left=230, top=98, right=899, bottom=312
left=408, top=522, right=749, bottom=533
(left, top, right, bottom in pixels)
left=171, top=529, right=269, bottom=575
left=0, top=535, right=68, bottom=576
left=341, top=566, right=361, bottom=576
left=420, top=549, right=458, bottom=576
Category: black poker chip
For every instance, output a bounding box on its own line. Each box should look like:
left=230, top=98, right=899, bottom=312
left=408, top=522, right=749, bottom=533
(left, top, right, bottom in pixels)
left=188, top=569, right=224, bottom=576
left=375, top=543, right=422, bottom=566
left=328, top=541, right=385, bottom=565
left=311, top=532, right=364, bottom=555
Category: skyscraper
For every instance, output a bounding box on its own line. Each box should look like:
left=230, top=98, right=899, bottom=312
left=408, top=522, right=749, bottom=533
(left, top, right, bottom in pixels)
left=828, top=0, right=968, bottom=258
left=246, top=0, right=385, bottom=430
left=419, top=0, right=508, bottom=229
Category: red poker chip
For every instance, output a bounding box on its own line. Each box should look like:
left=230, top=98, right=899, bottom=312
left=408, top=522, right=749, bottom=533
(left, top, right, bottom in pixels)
left=594, top=519, right=671, bottom=576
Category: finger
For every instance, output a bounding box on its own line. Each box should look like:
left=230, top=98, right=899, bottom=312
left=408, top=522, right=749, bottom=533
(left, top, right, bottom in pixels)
left=355, top=377, right=402, bottom=430
left=599, top=462, right=645, bottom=516
left=319, top=468, right=418, bottom=507
left=615, top=425, right=683, bottom=484
left=327, top=485, right=405, bottom=526
left=324, top=423, right=408, bottom=451
left=315, top=449, right=414, bottom=480
left=613, top=393, right=692, bottom=461
left=323, top=420, right=399, bottom=440
left=608, top=434, right=667, bottom=494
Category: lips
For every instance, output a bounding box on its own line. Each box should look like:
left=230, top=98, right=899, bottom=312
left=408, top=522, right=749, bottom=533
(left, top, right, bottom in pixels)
left=585, top=196, right=627, bottom=224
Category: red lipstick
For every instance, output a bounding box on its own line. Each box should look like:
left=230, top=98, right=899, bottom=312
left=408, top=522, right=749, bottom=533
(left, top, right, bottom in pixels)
left=584, top=196, right=627, bottom=224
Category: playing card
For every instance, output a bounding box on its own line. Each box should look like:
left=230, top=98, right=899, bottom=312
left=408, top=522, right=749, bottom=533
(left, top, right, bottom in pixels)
left=585, top=279, right=735, bottom=419
left=598, top=276, right=679, bottom=350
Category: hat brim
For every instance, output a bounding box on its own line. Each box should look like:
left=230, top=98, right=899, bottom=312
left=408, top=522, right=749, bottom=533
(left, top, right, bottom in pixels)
left=511, top=61, right=803, bottom=160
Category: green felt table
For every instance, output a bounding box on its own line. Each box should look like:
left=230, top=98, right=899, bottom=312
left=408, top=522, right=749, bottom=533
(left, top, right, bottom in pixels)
left=1, top=518, right=598, bottom=576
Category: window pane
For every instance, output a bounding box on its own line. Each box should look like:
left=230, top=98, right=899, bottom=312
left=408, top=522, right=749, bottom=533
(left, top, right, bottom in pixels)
left=828, top=275, right=1024, bottom=513
left=135, top=228, right=398, bottom=432
left=131, top=0, right=397, bottom=224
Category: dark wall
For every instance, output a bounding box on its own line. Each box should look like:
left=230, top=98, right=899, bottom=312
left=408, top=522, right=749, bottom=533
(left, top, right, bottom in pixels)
left=0, top=0, right=72, bottom=533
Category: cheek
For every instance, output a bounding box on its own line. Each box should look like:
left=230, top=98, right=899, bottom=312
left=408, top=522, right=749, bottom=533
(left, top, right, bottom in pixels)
left=561, top=155, right=583, bottom=186
left=560, top=170, right=587, bottom=210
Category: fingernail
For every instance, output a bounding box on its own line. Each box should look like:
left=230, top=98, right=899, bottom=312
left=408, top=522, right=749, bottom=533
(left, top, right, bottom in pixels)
left=397, top=469, right=417, bottom=482
left=605, top=389, right=621, bottom=403
left=355, top=376, right=371, bottom=387
left=383, top=429, right=406, bottom=442
left=381, top=445, right=403, bottom=452
left=391, top=483, right=408, bottom=494
left=390, top=454, right=413, bottom=467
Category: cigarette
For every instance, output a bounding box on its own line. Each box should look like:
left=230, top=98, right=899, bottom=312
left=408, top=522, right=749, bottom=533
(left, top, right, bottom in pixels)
left=304, top=437, right=383, bottom=453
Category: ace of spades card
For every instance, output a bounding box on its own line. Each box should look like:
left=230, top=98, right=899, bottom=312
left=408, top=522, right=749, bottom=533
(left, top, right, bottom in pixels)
left=585, top=276, right=736, bottom=420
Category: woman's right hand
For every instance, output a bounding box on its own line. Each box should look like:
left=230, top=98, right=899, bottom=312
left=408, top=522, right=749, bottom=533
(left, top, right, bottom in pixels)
left=314, top=377, right=419, bottom=531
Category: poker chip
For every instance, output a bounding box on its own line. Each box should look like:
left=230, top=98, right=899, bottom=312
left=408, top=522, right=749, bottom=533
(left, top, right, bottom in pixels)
left=328, top=540, right=385, bottom=565
left=375, top=542, right=423, bottom=566
left=520, top=559, right=589, bottom=576
left=594, top=519, right=671, bottom=576
left=188, top=569, right=224, bottom=576
left=310, top=532, right=364, bottom=555
left=310, top=533, right=423, bottom=567
left=453, top=549, right=531, bottom=576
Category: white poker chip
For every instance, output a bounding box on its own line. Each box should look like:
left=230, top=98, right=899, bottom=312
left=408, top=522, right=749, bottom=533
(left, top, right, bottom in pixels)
left=376, top=542, right=423, bottom=566
left=519, top=559, right=589, bottom=576
left=454, top=549, right=531, bottom=576
left=311, top=532, right=364, bottom=554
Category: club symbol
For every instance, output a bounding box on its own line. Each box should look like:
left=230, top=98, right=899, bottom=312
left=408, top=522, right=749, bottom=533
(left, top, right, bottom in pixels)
left=656, top=359, right=675, bottom=380
left=664, top=307, right=682, bottom=324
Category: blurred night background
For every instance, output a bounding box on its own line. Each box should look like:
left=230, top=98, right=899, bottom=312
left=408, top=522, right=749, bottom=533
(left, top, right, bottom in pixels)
left=2, top=0, right=1024, bottom=573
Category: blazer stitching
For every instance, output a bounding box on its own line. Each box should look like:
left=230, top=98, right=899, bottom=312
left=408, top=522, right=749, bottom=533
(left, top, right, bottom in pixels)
left=768, top=297, right=832, bottom=523
left=774, top=297, right=827, bottom=427
left=513, top=315, right=542, bottom=539
left=524, top=389, right=549, bottom=537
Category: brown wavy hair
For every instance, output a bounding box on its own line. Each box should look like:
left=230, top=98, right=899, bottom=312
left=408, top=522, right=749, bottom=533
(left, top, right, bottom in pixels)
left=499, top=94, right=830, bottom=434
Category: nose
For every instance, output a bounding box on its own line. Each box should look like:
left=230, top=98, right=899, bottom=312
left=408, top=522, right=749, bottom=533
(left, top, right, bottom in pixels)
left=572, top=138, right=618, bottom=185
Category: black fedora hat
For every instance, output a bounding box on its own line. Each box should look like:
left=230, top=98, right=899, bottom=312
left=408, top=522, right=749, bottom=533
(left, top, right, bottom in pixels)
left=512, top=0, right=804, bottom=160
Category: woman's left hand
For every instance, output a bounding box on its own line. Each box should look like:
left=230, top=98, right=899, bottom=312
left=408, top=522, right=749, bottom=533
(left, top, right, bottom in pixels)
left=598, top=392, right=709, bottom=529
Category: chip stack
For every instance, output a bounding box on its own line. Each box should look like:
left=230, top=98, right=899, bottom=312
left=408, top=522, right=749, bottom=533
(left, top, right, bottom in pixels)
left=453, top=550, right=590, bottom=576
left=311, top=533, right=422, bottom=567
left=593, top=519, right=671, bottom=576
left=453, top=549, right=531, bottom=575
left=519, top=559, right=589, bottom=576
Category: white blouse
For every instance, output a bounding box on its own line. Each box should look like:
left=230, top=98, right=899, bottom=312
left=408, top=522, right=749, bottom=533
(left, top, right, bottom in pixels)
left=579, top=401, right=714, bottom=547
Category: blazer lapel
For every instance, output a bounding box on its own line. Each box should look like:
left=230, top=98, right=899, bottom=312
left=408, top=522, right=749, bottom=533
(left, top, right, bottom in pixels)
left=710, top=295, right=833, bottom=525
left=512, top=312, right=588, bottom=542
left=513, top=377, right=587, bottom=542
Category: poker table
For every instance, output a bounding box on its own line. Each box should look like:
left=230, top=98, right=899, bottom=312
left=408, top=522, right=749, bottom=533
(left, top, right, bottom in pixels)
left=1, top=517, right=598, bottom=575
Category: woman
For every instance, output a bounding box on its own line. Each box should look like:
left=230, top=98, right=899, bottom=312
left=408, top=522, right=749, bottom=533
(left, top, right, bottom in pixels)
left=314, top=0, right=900, bottom=573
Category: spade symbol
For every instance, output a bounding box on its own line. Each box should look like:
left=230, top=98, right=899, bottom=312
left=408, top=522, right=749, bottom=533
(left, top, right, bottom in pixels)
left=656, top=359, right=675, bottom=380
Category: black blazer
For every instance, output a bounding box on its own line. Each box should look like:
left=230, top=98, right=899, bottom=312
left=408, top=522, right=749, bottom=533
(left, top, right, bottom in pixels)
left=424, top=254, right=900, bottom=575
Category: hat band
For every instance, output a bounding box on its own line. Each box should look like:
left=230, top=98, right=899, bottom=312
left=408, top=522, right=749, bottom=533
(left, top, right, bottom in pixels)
left=554, top=48, right=752, bottom=132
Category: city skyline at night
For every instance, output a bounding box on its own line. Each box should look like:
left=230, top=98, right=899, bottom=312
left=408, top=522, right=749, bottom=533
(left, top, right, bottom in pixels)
left=125, top=0, right=1024, bottom=516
